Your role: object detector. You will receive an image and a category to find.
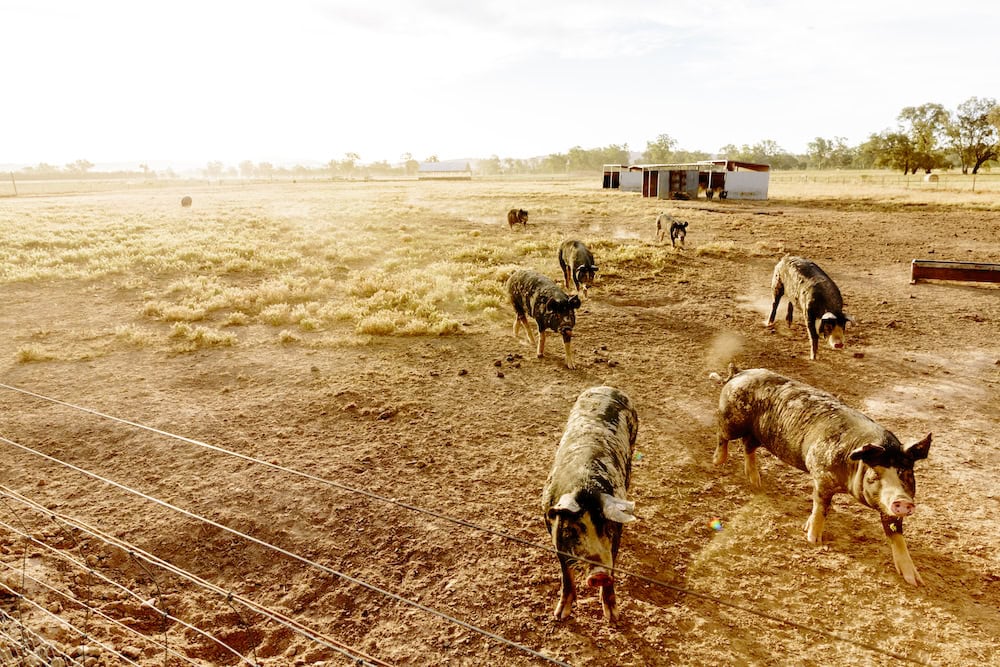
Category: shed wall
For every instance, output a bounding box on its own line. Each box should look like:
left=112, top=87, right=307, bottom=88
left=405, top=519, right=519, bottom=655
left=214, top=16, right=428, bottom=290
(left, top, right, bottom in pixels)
left=620, top=170, right=643, bottom=192
left=722, top=171, right=769, bottom=200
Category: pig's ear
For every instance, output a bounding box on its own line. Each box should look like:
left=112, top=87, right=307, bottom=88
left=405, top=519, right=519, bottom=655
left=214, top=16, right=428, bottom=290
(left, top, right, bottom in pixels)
left=568, top=295, right=581, bottom=309
left=548, top=493, right=582, bottom=519
left=849, top=443, right=888, bottom=466
left=905, top=433, right=932, bottom=461
left=601, top=493, right=637, bottom=524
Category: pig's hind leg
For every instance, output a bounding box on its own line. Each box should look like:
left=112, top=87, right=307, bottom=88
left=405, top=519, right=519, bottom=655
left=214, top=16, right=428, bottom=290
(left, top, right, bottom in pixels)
left=513, top=315, right=536, bottom=346
left=744, top=445, right=762, bottom=489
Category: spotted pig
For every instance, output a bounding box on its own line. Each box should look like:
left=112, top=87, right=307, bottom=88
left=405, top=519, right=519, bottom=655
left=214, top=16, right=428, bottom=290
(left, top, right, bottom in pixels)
left=507, top=208, right=529, bottom=229
left=542, top=386, right=639, bottom=622
left=655, top=213, right=687, bottom=246
left=766, top=255, right=850, bottom=360
left=558, top=239, right=598, bottom=298
left=713, top=366, right=932, bottom=586
left=506, top=269, right=581, bottom=369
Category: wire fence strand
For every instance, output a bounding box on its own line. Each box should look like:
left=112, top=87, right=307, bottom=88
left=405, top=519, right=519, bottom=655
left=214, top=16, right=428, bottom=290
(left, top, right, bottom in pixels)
left=0, top=579, right=140, bottom=666
left=0, top=381, right=936, bottom=666
left=0, top=433, right=571, bottom=667
left=0, top=484, right=391, bottom=667
left=0, top=513, right=257, bottom=666
left=0, top=610, right=81, bottom=666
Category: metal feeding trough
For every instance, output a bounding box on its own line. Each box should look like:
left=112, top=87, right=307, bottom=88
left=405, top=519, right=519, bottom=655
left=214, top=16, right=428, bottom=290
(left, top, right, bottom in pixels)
left=910, top=259, right=1000, bottom=284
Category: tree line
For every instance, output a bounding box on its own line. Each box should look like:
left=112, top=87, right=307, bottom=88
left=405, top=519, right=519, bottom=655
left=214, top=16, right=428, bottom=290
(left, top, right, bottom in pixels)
left=10, top=97, right=997, bottom=179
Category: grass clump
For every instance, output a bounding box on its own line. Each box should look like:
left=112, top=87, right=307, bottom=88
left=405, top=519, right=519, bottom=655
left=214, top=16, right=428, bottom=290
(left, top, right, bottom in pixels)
left=15, top=346, right=55, bottom=363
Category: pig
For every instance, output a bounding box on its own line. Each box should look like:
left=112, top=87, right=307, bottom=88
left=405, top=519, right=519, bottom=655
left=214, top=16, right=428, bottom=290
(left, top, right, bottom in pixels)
left=506, top=269, right=581, bottom=369
left=765, top=255, right=851, bottom=360
left=655, top=213, right=687, bottom=245
left=713, top=366, right=932, bottom=586
left=507, top=208, right=529, bottom=229
left=542, top=386, right=639, bottom=622
left=669, top=220, right=688, bottom=248
left=558, top=240, right=598, bottom=298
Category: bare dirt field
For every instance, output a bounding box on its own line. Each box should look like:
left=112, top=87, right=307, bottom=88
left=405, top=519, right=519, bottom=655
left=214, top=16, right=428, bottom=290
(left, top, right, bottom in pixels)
left=0, top=176, right=998, bottom=666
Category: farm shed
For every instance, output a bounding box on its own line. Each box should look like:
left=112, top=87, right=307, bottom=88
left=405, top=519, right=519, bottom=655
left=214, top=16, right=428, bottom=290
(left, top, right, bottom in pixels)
left=619, top=165, right=645, bottom=193
left=602, top=164, right=623, bottom=189
left=418, top=160, right=472, bottom=180
left=606, top=160, right=771, bottom=200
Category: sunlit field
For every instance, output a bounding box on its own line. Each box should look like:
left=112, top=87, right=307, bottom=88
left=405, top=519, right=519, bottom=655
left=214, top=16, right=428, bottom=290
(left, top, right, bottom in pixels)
left=0, top=175, right=997, bottom=666
left=1, top=172, right=997, bottom=363
left=0, top=179, right=691, bottom=360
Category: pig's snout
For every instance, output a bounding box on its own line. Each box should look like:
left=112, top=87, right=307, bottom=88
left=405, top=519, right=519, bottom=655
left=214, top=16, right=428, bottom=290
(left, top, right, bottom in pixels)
left=890, top=499, right=916, bottom=516
left=586, top=569, right=614, bottom=588
left=833, top=342, right=844, bottom=349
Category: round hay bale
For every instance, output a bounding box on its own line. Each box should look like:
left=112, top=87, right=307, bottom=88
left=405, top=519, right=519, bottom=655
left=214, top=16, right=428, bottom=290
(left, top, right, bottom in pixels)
left=181, top=196, right=193, bottom=207
left=923, top=173, right=939, bottom=183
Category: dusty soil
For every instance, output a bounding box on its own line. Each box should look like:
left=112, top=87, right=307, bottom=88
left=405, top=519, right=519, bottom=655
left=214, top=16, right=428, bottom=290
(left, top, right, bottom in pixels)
left=1, top=180, right=998, bottom=666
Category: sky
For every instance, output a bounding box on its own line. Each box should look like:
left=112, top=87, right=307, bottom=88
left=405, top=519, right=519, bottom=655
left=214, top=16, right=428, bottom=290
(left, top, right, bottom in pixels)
left=2, top=0, right=998, bottom=169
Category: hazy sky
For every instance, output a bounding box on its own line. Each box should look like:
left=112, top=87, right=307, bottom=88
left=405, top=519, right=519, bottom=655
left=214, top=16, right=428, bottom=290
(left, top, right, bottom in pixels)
left=3, top=0, right=998, bottom=168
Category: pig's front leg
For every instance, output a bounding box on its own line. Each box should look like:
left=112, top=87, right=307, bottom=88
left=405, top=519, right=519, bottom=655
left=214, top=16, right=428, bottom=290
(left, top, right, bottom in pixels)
left=804, top=481, right=834, bottom=544
left=882, top=515, right=923, bottom=586
left=536, top=327, right=547, bottom=358
left=554, top=555, right=577, bottom=620
left=561, top=330, right=574, bottom=370
left=713, top=433, right=730, bottom=466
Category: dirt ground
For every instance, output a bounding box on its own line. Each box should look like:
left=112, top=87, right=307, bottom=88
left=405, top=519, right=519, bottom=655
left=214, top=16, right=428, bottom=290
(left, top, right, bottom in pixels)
left=0, top=179, right=998, bottom=666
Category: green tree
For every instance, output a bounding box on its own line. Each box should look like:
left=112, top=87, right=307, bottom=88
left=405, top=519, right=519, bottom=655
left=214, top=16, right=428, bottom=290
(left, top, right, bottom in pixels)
left=400, top=153, right=420, bottom=176
left=807, top=137, right=856, bottom=169
left=478, top=155, right=501, bottom=176
left=541, top=152, right=568, bottom=173
left=568, top=144, right=628, bottom=172
left=642, top=134, right=676, bottom=163
left=341, top=152, right=360, bottom=176
left=898, top=103, right=949, bottom=172
left=65, top=159, right=94, bottom=174
left=204, top=161, right=224, bottom=180
left=946, top=96, right=999, bottom=174
left=864, top=131, right=918, bottom=174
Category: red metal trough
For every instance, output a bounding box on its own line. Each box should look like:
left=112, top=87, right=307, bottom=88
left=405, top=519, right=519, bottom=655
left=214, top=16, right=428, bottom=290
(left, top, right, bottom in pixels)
left=910, top=259, right=1000, bottom=284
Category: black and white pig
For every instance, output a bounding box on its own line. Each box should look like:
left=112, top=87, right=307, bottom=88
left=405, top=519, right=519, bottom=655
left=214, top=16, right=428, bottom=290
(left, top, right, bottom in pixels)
left=506, top=269, right=581, bottom=369
left=766, top=255, right=850, bottom=360
left=542, top=386, right=639, bottom=622
left=558, top=240, right=598, bottom=298
left=713, top=366, right=932, bottom=586
left=655, top=212, right=687, bottom=245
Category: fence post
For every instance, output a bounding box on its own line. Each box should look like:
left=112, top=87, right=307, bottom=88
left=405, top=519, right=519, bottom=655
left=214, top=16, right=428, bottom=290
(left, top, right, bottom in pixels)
left=8, top=172, right=16, bottom=196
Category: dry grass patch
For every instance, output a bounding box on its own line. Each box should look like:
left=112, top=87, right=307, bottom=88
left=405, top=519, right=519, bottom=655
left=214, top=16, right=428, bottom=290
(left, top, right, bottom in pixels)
left=15, top=345, right=55, bottom=363
left=168, top=323, right=236, bottom=351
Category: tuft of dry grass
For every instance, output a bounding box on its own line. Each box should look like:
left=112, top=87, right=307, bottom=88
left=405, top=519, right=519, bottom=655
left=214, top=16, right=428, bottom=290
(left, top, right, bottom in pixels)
left=15, top=346, right=55, bottom=363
